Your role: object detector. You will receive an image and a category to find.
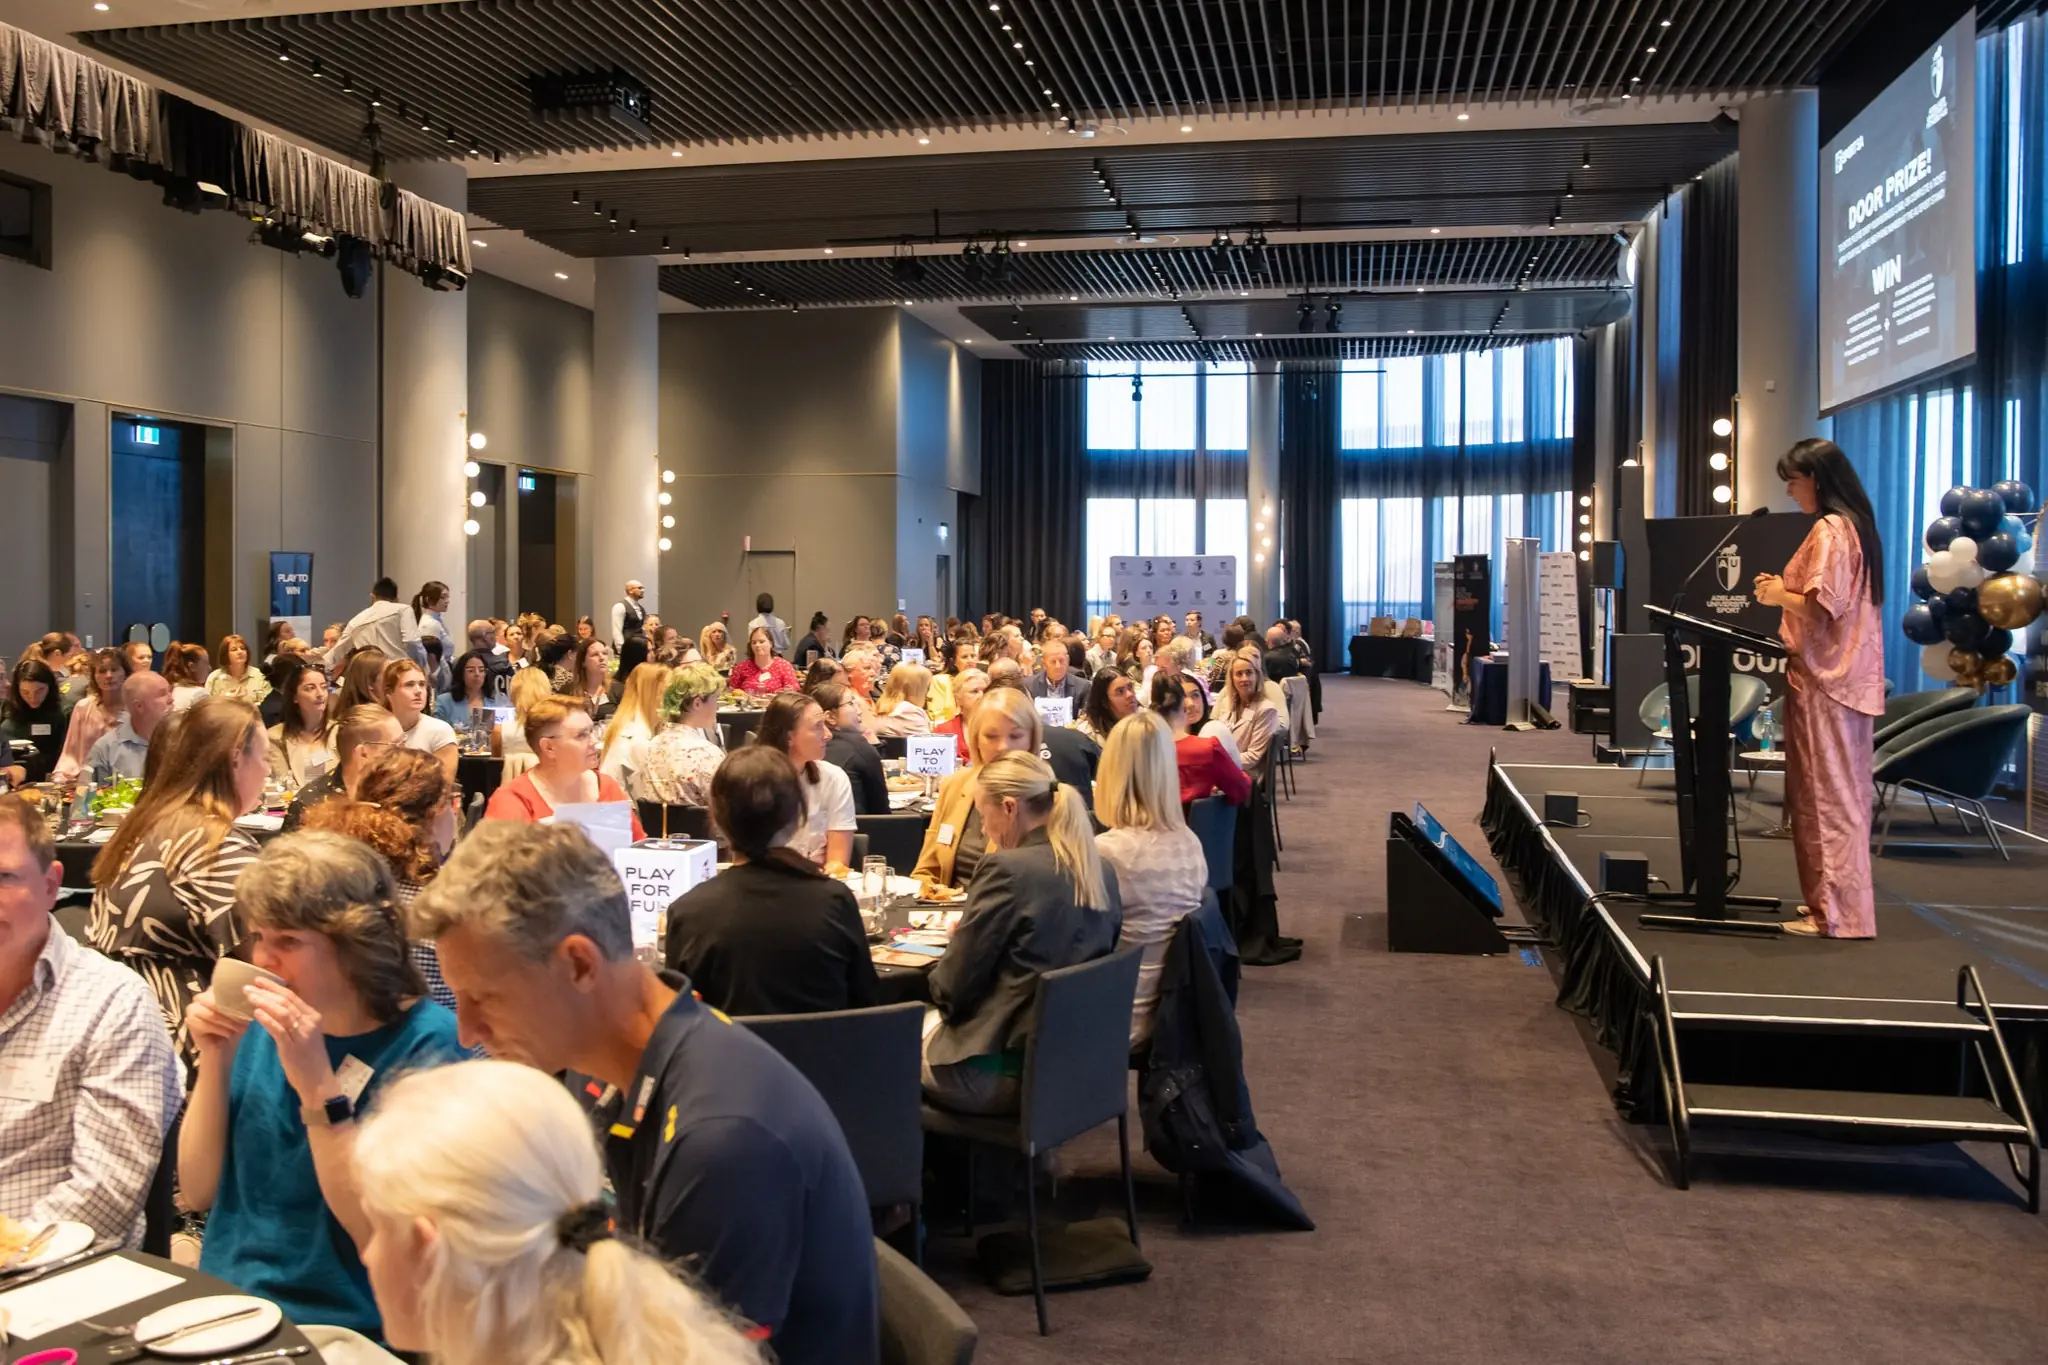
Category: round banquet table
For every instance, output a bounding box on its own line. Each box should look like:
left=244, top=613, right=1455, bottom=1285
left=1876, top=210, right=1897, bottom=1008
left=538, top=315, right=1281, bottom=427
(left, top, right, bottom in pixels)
left=8, top=1251, right=328, bottom=1364
left=456, top=752, right=506, bottom=808
left=717, top=707, right=765, bottom=750
left=56, top=837, right=100, bottom=889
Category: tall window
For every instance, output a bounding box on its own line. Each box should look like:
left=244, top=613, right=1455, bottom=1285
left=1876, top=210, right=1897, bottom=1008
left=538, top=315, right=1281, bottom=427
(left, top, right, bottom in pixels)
left=1084, top=360, right=1249, bottom=621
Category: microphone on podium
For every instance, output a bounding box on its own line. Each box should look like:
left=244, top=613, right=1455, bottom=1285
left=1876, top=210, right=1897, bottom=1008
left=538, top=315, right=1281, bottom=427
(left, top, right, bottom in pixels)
left=1673, top=506, right=1769, bottom=612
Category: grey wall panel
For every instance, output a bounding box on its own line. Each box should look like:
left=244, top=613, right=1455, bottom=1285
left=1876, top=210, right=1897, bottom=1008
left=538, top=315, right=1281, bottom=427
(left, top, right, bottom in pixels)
left=282, top=248, right=378, bottom=447
left=232, top=424, right=283, bottom=641
left=281, top=432, right=377, bottom=633
left=468, top=271, right=594, bottom=475
left=0, top=400, right=57, bottom=649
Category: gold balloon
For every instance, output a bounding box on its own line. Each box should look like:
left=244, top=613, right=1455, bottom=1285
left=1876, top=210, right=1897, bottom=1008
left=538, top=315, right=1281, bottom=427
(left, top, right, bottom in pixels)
left=1984, top=656, right=2019, bottom=687
left=1977, top=572, right=2045, bottom=630
left=1949, top=647, right=1981, bottom=680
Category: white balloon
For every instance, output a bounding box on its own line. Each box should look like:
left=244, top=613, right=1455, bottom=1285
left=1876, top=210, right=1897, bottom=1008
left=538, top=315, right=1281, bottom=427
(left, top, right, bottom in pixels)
left=1950, top=536, right=1979, bottom=563
left=1958, top=560, right=1988, bottom=589
left=1922, top=642, right=1957, bottom=681
left=1927, top=551, right=1962, bottom=593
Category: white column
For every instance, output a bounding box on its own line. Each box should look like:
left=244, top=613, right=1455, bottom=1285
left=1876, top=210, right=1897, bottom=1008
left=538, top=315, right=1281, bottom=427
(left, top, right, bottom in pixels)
left=1737, top=92, right=1822, bottom=512
left=1247, top=363, right=1282, bottom=625
left=381, top=160, right=470, bottom=631
left=593, top=256, right=661, bottom=623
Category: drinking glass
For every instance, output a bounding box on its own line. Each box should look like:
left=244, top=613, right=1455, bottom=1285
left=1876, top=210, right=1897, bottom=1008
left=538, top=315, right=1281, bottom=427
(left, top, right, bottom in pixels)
left=862, top=855, right=890, bottom=901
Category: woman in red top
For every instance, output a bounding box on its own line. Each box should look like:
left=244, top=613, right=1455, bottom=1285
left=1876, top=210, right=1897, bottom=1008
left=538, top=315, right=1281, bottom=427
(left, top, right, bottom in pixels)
left=1150, top=673, right=1249, bottom=807
left=932, top=668, right=989, bottom=763
left=727, top=625, right=800, bottom=697
left=483, top=695, right=646, bottom=841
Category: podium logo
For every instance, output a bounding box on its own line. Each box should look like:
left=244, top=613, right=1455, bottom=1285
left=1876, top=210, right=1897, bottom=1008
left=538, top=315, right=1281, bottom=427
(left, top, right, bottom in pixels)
left=1932, top=43, right=1944, bottom=100
left=1715, top=545, right=1742, bottom=592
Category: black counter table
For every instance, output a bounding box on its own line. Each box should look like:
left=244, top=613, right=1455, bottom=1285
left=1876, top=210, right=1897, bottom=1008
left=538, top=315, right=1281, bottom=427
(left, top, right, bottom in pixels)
left=1348, top=634, right=1433, bottom=681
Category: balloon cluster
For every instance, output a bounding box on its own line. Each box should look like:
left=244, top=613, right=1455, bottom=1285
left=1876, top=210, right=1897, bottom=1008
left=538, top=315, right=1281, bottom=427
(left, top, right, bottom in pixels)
left=1902, top=482, right=2043, bottom=688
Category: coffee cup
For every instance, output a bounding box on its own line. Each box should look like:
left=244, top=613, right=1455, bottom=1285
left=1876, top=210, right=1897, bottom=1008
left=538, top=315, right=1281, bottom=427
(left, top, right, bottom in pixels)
left=211, top=957, right=284, bottom=1020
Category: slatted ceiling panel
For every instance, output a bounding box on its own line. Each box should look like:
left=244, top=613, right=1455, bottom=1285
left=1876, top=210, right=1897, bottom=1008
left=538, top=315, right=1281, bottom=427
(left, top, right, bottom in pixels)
left=657, top=234, right=1625, bottom=308
left=86, top=0, right=1891, bottom=163
left=959, top=287, right=1625, bottom=343
left=1025, top=335, right=1507, bottom=363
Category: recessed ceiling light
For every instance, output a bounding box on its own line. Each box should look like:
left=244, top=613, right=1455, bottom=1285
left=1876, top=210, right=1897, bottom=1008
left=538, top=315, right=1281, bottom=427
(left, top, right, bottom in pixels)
left=1016, top=241, right=1028, bottom=247
left=1108, top=335, right=1116, bottom=340
left=1430, top=227, right=1441, bottom=234
left=823, top=247, right=834, bottom=254
left=1456, top=112, right=1470, bottom=121
left=1239, top=290, right=1249, bottom=296
left=961, top=338, right=973, bottom=344
left=1407, top=328, right=1416, bottom=334
left=1660, top=17, right=1672, bottom=25
left=1646, top=46, right=1657, bottom=53
left=93, top=2, right=109, bottom=9
left=1069, top=294, right=1079, bottom=300
left=671, top=151, right=682, bottom=158
left=472, top=238, right=486, bottom=248
left=1180, top=124, right=1193, bottom=133
left=918, top=136, right=930, bottom=145
left=903, top=299, right=914, bottom=306
left=554, top=271, right=569, bottom=280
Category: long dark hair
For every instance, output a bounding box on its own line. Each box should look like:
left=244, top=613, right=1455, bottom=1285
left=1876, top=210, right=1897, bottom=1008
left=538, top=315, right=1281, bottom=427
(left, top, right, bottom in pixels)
left=5, top=659, right=61, bottom=726
left=274, top=658, right=330, bottom=741
left=1082, top=667, right=1126, bottom=737
left=1776, top=438, right=1884, bottom=606
left=754, top=690, right=821, bottom=783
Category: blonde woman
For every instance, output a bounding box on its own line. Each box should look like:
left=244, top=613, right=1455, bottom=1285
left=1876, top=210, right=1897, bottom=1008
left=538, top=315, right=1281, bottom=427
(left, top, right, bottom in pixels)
left=350, top=1059, right=763, bottom=1365
left=1215, top=648, right=1296, bottom=966
left=924, top=750, right=1123, bottom=1114
left=599, top=661, right=672, bottom=794
left=871, top=663, right=933, bottom=738
left=911, top=685, right=1041, bottom=894
left=638, top=663, right=726, bottom=807
left=1217, top=648, right=1281, bottom=773
left=499, top=666, right=556, bottom=764
left=1095, top=712, right=1206, bottom=1045
left=699, top=622, right=736, bottom=674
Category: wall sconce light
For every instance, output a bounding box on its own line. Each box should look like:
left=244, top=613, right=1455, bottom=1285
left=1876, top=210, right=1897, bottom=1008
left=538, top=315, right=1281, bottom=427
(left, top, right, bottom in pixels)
left=463, top=518, right=480, bottom=536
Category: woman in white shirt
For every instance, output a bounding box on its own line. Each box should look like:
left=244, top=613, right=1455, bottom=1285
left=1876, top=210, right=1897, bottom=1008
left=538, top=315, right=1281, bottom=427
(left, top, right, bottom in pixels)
left=754, top=691, right=856, bottom=874
left=382, top=657, right=458, bottom=781
left=599, top=661, right=672, bottom=796
left=164, top=642, right=212, bottom=711
left=872, top=663, right=934, bottom=738
left=266, top=658, right=333, bottom=790
left=638, top=663, right=726, bottom=807
left=1093, top=710, right=1207, bottom=1047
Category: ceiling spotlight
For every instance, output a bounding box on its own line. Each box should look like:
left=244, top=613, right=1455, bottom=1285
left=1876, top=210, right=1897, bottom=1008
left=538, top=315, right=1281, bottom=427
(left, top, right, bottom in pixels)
left=1429, top=227, right=1441, bottom=234
left=1579, top=549, right=1591, bottom=561
left=93, top=2, right=108, bottom=9
left=661, top=470, right=676, bottom=484
left=309, top=58, right=323, bottom=78
left=1660, top=16, right=1672, bottom=24
left=1455, top=111, right=1469, bottom=120
left=472, top=238, right=486, bottom=248
left=918, top=136, right=931, bottom=145
left=1711, top=484, right=1733, bottom=504
left=662, top=235, right=672, bottom=251
left=1579, top=530, right=1593, bottom=543
left=1181, top=124, right=1193, bottom=133
left=554, top=271, right=569, bottom=280
left=277, top=43, right=291, bottom=62
left=1712, top=416, right=1733, bottom=437
left=960, top=242, right=986, bottom=283
left=420, top=115, right=433, bottom=132
left=368, top=90, right=381, bottom=107
left=1579, top=513, right=1592, bottom=526
left=463, top=518, right=480, bottom=536
left=1581, top=147, right=1592, bottom=170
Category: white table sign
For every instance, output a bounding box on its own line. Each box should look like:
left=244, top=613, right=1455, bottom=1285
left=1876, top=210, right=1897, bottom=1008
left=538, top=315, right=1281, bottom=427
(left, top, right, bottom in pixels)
left=905, top=734, right=959, bottom=777
left=547, top=802, right=635, bottom=857
left=900, top=647, right=926, bottom=665
left=613, top=839, right=718, bottom=948
left=1033, top=696, right=1074, bottom=729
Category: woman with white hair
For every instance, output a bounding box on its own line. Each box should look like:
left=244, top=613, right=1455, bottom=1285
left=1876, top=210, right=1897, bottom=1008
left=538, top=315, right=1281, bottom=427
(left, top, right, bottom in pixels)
left=1094, top=711, right=1207, bottom=1046
left=353, top=1058, right=764, bottom=1365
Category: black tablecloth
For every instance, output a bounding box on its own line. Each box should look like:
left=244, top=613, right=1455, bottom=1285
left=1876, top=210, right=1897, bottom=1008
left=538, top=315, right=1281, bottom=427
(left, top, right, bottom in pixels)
left=16, top=1251, right=328, bottom=1364
left=57, top=838, right=99, bottom=888
left=875, top=962, right=932, bottom=1005
left=719, top=708, right=765, bottom=749
left=1348, top=635, right=1433, bottom=681
left=1467, top=657, right=1553, bottom=726
left=457, top=753, right=506, bottom=808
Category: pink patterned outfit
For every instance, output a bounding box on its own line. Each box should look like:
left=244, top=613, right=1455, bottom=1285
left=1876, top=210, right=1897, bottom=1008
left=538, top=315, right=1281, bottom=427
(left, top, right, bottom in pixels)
left=1778, top=514, right=1886, bottom=938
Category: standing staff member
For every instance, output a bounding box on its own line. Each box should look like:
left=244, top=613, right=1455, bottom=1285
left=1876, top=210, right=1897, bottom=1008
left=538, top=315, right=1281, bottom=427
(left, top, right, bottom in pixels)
left=1752, top=438, right=1886, bottom=940
left=611, top=580, right=649, bottom=651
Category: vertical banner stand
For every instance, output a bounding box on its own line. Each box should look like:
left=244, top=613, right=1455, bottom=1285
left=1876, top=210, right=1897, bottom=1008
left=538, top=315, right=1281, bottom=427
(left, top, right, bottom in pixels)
left=1502, top=538, right=1540, bottom=730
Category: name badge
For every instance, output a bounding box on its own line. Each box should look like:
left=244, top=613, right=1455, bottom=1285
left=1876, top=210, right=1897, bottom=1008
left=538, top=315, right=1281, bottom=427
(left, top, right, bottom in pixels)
left=335, top=1055, right=376, bottom=1104
left=937, top=822, right=957, bottom=847
left=29, top=724, right=50, bottom=737
left=0, top=1056, right=58, bottom=1104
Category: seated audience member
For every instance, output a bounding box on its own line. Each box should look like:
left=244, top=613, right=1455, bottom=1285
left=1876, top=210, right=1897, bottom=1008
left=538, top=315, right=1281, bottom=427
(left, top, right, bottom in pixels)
left=600, top=661, right=672, bottom=796
left=0, top=795, right=182, bottom=1246
left=1151, top=616, right=1177, bottom=654
left=306, top=750, right=461, bottom=1013
left=911, top=685, right=1041, bottom=893
left=1024, top=635, right=1090, bottom=707
left=1262, top=624, right=1302, bottom=682
left=925, top=639, right=975, bottom=725
left=122, top=639, right=156, bottom=675
left=665, top=748, right=879, bottom=1016
left=753, top=692, right=855, bottom=873
left=206, top=633, right=271, bottom=706
left=2, top=659, right=66, bottom=784
left=384, top=658, right=459, bottom=781
left=351, top=1060, right=766, bottom=1365
left=485, top=697, right=646, bottom=840
left=564, top=639, right=618, bottom=724
left=1074, top=666, right=1139, bottom=743
left=1085, top=626, right=1118, bottom=676
left=932, top=668, right=988, bottom=764
left=162, top=642, right=212, bottom=711
left=841, top=614, right=875, bottom=653
left=748, top=593, right=792, bottom=658
left=1152, top=673, right=1249, bottom=806
left=1217, top=650, right=1296, bottom=966
left=728, top=626, right=799, bottom=698
left=871, top=663, right=934, bottom=738
left=1115, top=628, right=1153, bottom=682
left=637, top=664, right=726, bottom=808
left=284, top=704, right=404, bottom=832
left=267, top=659, right=335, bottom=790
left=1219, top=648, right=1282, bottom=773
left=699, top=622, right=737, bottom=674
left=412, top=823, right=878, bottom=1365
left=607, top=636, right=651, bottom=705
left=988, top=662, right=1100, bottom=794
left=53, top=647, right=130, bottom=780
left=182, top=832, right=461, bottom=1341
left=1205, top=623, right=1249, bottom=690
left=89, top=698, right=270, bottom=1060
left=1184, top=610, right=1217, bottom=652
left=499, top=666, right=556, bottom=765
left=332, top=647, right=390, bottom=715
left=83, top=671, right=175, bottom=785
left=1094, top=713, right=1206, bottom=1046
left=438, top=649, right=500, bottom=734
left=791, top=611, right=837, bottom=668
left=815, top=681, right=888, bottom=816
left=802, top=656, right=848, bottom=694
left=924, top=751, right=1123, bottom=1114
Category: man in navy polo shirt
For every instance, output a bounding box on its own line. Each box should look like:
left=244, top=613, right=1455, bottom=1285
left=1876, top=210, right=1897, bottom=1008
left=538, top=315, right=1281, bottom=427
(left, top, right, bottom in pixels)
left=413, top=822, right=877, bottom=1365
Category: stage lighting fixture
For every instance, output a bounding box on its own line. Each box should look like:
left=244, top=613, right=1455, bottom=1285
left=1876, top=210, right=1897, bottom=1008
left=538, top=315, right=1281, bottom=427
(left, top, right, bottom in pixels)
left=1324, top=299, right=1342, bottom=333
left=988, top=242, right=1011, bottom=282
left=335, top=238, right=374, bottom=298
left=888, top=250, right=928, bottom=285
left=420, top=263, right=468, bottom=292
left=1245, top=228, right=1269, bottom=276
left=961, top=243, right=985, bottom=283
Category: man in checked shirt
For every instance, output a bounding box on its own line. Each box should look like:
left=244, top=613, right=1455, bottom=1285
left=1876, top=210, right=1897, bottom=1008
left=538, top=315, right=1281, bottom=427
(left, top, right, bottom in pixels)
left=0, top=795, right=181, bottom=1247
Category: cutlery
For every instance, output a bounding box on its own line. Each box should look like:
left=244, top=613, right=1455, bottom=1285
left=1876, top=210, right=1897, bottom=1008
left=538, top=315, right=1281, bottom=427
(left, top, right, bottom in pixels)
left=0, top=1245, right=108, bottom=1286
left=194, top=1347, right=310, bottom=1365
left=136, top=1304, right=268, bottom=1346
left=0, top=1224, right=58, bottom=1272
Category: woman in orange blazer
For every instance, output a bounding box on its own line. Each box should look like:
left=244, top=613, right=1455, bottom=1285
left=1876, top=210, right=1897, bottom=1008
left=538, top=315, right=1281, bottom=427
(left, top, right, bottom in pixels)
left=912, top=684, right=1043, bottom=894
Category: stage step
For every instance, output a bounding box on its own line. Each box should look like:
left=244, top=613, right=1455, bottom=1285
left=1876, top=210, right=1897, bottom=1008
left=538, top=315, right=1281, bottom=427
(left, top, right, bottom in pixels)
left=1668, top=993, right=1992, bottom=1036
left=1684, top=1084, right=2030, bottom=1140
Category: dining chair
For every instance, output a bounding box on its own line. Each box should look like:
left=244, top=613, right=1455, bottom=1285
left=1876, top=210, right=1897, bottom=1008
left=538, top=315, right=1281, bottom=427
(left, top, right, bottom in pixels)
left=876, top=1236, right=978, bottom=1365
left=1185, top=797, right=1237, bottom=892
left=920, top=945, right=1144, bottom=1335
left=635, top=801, right=712, bottom=841
left=857, top=812, right=929, bottom=874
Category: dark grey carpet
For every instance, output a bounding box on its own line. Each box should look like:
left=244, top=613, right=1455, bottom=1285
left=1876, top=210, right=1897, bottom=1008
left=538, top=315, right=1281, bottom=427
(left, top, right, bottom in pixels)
left=922, top=677, right=2048, bottom=1363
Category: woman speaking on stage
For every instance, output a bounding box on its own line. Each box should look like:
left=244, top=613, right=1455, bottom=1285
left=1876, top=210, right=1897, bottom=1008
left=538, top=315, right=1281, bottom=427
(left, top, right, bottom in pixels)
left=1751, top=438, right=1886, bottom=940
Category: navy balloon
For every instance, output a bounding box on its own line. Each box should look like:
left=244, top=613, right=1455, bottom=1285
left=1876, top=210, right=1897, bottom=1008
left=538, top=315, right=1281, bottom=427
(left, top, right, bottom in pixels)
left=1979, top=532, right=2021, bottom=573
left=1941, top=485, right=1970, bottom=516
left=1901, top=604, right=1945, bottom=644
left=1910, top=564, right=1935, bottom=599
left=1984, top=626, right=2015, bottom=658
left=1993, top=479, right=2037, bottom=515
left=1960, top=488, right=2007, bottom=540
left=1943, top=585, right=1979, bottom=618
left=1944, top=611, right=1989, bottom=649
left=1924, top=516, right=1963, bottom=551
left=1926, top=593, right=1951, bottom=626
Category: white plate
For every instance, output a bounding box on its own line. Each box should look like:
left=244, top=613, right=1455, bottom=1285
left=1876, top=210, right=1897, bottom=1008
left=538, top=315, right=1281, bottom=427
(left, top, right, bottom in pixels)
left=130, top=1294, right=282, bottom=1357
left=9, top=1220, right=92, bottom=1267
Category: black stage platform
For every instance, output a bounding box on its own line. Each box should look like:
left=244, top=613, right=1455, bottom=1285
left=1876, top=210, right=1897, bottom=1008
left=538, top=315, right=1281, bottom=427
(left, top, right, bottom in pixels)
left=1482, top=760, right=2048, bottom=1122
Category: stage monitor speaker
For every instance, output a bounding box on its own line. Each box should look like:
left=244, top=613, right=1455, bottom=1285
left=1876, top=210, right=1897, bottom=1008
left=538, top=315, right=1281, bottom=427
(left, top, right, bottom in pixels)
left=1599, top=851, right=1650, bottom=896
left=1386, top=812, right=1510, bottom=955
left=1543, top=791, right=1580, bottom=826
left=1591, top=540, right=1622, bottom=590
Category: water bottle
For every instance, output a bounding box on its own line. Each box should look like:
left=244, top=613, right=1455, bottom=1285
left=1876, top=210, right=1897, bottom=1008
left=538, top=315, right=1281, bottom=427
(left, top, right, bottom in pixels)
left=1756, top=701, right=1776, bottom=753
left=1655, top=695, right=1671, bottom=736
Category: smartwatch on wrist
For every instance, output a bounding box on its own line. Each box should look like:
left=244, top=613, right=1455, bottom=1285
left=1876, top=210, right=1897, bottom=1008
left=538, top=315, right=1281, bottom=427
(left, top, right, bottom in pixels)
left=302, top=1093, right=356, bottom=1127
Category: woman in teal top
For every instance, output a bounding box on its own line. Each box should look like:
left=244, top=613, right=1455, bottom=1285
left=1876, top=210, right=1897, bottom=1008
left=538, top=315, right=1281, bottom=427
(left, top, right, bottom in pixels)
left=181, top=830, right=460, bottom=1341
